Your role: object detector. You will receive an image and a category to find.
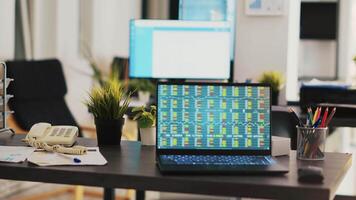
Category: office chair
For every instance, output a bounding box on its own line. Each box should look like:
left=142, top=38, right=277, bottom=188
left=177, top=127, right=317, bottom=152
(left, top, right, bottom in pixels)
left=272, top=106, right=298, bottom=150
left=6, top=59, right=83, bottom=135
left=6, top=59, right=131, bottom=200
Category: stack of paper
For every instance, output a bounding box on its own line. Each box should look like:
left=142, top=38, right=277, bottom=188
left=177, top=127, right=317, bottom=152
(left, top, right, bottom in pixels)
left=28, top=147, right=107, bottom=166
left=301, top=79, right=350, bottom=89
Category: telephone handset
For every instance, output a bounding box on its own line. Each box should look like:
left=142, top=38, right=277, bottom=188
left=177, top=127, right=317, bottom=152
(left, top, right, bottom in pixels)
left=24, top=123, right=87, bottom=155
left=26, top=122, right=78, bottom=147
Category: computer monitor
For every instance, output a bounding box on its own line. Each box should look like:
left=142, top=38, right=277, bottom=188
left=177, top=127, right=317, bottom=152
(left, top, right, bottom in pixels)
left=179, top=0, right=236, bottom=60
left=129, top=20, right=231, bottom=79
left=157, top=83, right=271, bottom=150
left=300, top=2, right=337, bottom=39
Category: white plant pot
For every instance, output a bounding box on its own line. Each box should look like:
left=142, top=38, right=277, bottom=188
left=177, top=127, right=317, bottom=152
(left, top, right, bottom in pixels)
left=140, top=127, right=156, bottom=146
left=138, top=91, right=150, bottom=104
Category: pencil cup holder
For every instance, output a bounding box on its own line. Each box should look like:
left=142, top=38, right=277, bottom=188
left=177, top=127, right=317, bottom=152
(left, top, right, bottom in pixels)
left=297, top=126, right=327, bottom=160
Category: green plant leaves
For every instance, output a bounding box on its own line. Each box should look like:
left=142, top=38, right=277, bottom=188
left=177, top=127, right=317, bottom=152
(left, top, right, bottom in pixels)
left=128, top=79, right=155, bottom=93
left=132, top=105, right=156, bottom=128
left=258, top=71, right=284, bottom=93
left=85, top=78, right=132, bottom=120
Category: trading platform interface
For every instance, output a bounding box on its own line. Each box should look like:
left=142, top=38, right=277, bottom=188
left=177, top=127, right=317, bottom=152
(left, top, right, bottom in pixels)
left=157, top=84, right=270, bottom=150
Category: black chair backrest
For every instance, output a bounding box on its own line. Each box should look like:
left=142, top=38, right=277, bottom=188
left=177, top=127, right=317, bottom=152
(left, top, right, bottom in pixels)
left=6, top=59, right=81, bottom=135
left=111, top=57, right=129, bottom=81
left=272, top=106, right=298, bottom=150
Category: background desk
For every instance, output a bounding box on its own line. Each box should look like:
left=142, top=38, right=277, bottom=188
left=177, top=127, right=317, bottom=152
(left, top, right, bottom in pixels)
left=0, top=134, right=352, bottom=200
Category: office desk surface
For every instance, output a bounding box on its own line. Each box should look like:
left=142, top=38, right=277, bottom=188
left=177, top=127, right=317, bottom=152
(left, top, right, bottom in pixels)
left=0, top=134, right=352, bottom=200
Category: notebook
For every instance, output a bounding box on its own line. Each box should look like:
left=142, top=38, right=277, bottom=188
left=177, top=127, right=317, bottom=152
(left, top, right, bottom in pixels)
left=156, top=82, right=288, bottom=174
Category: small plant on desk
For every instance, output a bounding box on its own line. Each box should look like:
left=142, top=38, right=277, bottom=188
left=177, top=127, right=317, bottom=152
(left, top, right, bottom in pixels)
left=132, top=105, right=156, bottom=145
left=85, top=78, right=132, bottom=146
left=258, top=71, right=284, bottom=105
left=128, top=79, right=155, bottom=103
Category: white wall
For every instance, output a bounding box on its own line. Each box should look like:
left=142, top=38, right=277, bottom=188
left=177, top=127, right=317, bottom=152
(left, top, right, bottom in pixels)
left=298, top=40, right=336, bottom=78
left=0, top=0, right=15, bottom=60
left=83, top=0, right=141, bottom=73
left=31, top=0, right=57, bottom=59
left=28, top=0, right=141, bottom=126
left=234, top=0, right=301, bottom=103
left=286, top=0, right=301, bottom=101
left=338, top=0, right=356, bottom=83
left=56, top=0, right=93, bottom=126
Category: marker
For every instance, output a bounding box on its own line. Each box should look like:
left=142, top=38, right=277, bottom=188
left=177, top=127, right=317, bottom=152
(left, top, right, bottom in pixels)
left=321, top=107, right=329, bottom=127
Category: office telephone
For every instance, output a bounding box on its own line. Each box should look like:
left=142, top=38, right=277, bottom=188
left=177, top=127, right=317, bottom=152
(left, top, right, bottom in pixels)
left=23, top=122, right=87, bottom=155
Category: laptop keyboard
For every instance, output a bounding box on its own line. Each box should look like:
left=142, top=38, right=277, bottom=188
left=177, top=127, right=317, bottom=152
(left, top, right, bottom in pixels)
left=160, top=155, right=275, bottom=166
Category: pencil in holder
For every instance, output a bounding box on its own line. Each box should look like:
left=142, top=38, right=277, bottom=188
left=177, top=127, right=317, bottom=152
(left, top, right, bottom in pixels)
left=296, top=126, right=327, bottom=160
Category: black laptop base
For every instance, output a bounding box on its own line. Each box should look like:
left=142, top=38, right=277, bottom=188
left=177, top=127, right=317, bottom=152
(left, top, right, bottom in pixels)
left=157, top=156, right=289, bottom=175
left=157, top=163, right=289, bottom=175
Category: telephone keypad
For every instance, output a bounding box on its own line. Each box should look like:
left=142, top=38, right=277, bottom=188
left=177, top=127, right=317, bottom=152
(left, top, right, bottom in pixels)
left=65, top=129, right=72, bottom=137
left=50, top=128, right=59, bottom=137
left=58, top=128, right=65, bottom=137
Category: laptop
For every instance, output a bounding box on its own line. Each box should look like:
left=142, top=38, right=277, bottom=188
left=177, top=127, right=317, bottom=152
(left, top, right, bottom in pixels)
left=156, top=82, right=289, bottom=174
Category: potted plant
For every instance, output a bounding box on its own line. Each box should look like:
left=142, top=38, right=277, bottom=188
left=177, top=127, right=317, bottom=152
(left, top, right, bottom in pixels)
left=258, top=71, right=284, bottom=105
left=129, top=79, right=155, bottom=103
left=85, top=78, right=132, bottom=146
left=132, top=105, right=156, bottom=145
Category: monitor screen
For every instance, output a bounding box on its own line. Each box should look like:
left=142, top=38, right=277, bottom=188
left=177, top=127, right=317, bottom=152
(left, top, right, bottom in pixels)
left=157, top=83, right=271, bottom=150
left=300, top=2, right=337, bottom=39
left=129, top=20, right=231, bottom=79
left=179, top=0, right=236, bottom=60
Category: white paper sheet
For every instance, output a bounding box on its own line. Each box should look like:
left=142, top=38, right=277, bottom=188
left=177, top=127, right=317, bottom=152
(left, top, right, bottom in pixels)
left=0, top=146, right=36, bottom=163
left=28, top=147, right=107, bottom=166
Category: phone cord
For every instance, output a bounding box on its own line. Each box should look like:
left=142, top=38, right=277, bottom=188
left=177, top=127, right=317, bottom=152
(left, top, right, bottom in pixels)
left=23, top=138, right=87, bottom=155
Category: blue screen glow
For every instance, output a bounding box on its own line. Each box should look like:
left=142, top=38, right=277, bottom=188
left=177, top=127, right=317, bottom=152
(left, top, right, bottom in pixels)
left=157, top=84, right=271, bottom=150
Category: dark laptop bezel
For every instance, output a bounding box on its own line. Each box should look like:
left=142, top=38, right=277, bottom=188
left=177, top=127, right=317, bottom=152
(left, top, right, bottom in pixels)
left=156, top=81, right=272, bottom=156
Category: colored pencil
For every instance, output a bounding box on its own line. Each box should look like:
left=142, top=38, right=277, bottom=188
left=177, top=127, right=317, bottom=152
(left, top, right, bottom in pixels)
left=316, top=107, right=322, bottom=123
left=307, top=107, right=313, bottom=126
left=325, top=107, right=336, bottom=127
left=321, top=107, right=329, bottom=127
left=312, top=118, right=321, bottom=128
left=312, top=107, right=319, bottom=124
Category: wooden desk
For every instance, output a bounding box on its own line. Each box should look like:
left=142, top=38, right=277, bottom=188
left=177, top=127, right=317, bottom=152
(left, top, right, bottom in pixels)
left=0, top=134, right=352, bottom=200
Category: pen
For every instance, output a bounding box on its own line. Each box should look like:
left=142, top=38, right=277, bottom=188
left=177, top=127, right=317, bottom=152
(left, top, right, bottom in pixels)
left=321, top=107, right=329, bottom=127
left=325, top=107, right=336, bottom=127
left=57, top=153, right=81, bottom=163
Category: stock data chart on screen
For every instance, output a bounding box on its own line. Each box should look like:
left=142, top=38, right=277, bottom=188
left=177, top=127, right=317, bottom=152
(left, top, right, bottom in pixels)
left=157, top=84, right=271, bottom=150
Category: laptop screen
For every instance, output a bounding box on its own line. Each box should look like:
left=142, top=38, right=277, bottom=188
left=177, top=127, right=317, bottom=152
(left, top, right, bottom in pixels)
left=157, top=83, right=271, bottom=151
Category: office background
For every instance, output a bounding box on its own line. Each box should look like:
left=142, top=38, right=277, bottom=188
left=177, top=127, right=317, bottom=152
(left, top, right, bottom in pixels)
left=0, top=0, right=356, bottom=199
left=1, top=0, right=356, bottom=128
